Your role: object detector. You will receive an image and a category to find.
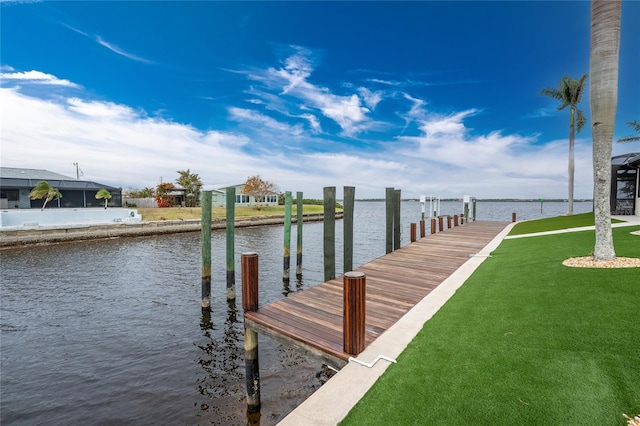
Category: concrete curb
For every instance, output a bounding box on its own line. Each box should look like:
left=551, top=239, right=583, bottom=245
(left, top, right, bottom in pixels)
left=0, top=213, right=342, bottom=248
left=277, top=221, right=517, bottom=426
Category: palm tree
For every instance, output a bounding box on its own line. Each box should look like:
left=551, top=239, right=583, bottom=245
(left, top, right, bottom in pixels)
left=617, top=120, right=640, bottom=143
left=590, top=0, right=621, bottom=261
left=541, top=74, right=588, bottom=215
left=175, top=169, right=203, bottom=207
left=29, top=181, right=62, bottom=210
left=95, top=189, right=112, bottom=209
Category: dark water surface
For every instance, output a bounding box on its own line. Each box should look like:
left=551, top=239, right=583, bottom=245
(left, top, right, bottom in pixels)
left=0, top=201, right=591, bottom=425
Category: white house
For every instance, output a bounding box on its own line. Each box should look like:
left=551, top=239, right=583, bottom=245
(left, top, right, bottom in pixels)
left=202, top=183, right=279, bottom=208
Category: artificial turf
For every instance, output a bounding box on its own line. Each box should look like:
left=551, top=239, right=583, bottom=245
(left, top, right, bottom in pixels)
left=340, top=225, right=640, bottom=426
left=509, top=212, right=623, bottom=236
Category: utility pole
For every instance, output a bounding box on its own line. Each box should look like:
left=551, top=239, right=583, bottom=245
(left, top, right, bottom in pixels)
left=73, top=162, right=80, bottom=179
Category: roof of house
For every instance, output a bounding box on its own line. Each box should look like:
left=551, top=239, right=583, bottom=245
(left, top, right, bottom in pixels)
left=0, top=167, right=121, bottom=191
left=612, top=153, right=640, bottom=167
left=202, top=183, right=244, bottom=193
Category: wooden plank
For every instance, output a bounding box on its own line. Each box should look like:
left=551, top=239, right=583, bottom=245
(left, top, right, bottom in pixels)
left=244, top=220, right=508, bottom=362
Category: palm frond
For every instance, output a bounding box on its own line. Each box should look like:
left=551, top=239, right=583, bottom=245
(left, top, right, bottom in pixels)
left=617, top=120, right=640, bottom=143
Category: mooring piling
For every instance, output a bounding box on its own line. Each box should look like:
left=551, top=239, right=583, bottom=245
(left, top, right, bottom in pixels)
left=343, top=271, right=366, bottom=355
left=438, top=216, right=444, bottom=232
left=512, top=212, right=517, bottom=222
left=454, top=214, right=459, bottom=227
left=410, top=223, right=417, bottom=242
left=226, top=187, right=236, bottom=300
left=241, top=252, right=260, bottom=413
left=283, top=191, right=292, bottom=282
left=447, top=215, right=452, bottom=229
left=385, top=187, right=394, bottom=254
left=200, top=191, right=212, bottom=308
left=323, top=186, right=336, bottom=281
left=393, top=189, right=401, bottom=251
left=472, top=198, right=477, bottom=221
left=343, top=186, right=355, bottom=274
left=431, top=217, right=436, bottom=234
left=420, top=219, right=426, bottom=238
left=296, top=191, right=303, bottom=278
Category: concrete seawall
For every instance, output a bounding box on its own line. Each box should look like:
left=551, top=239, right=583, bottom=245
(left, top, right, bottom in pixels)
left=0, top=212, right=343, bottom=248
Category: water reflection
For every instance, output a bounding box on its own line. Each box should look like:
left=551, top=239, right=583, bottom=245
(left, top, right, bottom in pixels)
left=195, top=302, right=244, bottom=424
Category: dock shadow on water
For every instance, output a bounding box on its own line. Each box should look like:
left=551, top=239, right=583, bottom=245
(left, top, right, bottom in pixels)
left=195, top=301, right=333, bottom=425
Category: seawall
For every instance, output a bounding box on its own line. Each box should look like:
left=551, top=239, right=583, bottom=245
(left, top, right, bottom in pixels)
left=0, top=212, right=343, bottom=248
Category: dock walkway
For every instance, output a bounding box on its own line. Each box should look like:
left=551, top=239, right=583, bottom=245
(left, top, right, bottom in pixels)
left=244, top=220, right=510, bottom=367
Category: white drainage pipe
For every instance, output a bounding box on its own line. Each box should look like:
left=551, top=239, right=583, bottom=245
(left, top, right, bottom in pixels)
left=348, top=355, right=397, bottom=368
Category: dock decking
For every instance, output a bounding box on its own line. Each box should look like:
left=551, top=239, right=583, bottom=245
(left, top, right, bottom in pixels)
left=244, top=220, right=509, bottom=367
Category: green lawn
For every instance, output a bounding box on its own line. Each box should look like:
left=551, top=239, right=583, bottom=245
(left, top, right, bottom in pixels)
left=509, top=212, right=623, bottom=236
left=341, top=225, right=640, bottom=426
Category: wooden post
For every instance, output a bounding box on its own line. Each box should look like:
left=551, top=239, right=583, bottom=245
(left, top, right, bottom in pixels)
left=242, top=252, right=259, bottom=311
left=472, top=199, right=477, bottom=221
left=464, top=202, right=470, bottom=224
left=420, top=220, right=425, bottom=238
left=324, top=187, right=336, bottom=281
left=512, top=212, right=517, bottom=222
left=410, top=223, right=416, bottom=242
left=446, top=215, right=452, bottom=229
left=343, top=271, right=366, bottom=355
left=283, top=191, right=292, bottom=282
left=241, top=252, right=260, bottom=413
left=226, top=187, right=236, bottom=300
left=393, top=189, right=401, bottom=251
left=385, top=187, right=394, bottom=253
left=430, top=217, right=436, bottom=234
left=343, top=186, right=355, bottom=274
left=438, top=216, right=444, bottom=232
left=453, top=215, right=459, bottom=227
left=201, top=191, right=212, bottom=308
left=296, top=191, right=303, bottom=278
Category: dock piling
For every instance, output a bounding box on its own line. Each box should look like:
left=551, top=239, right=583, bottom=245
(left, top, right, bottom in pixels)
left=393, top=189, right=401, bottom=250
left=343, top=271, right=366, bottom=355
left=296, top=192, right=303, bottom=278
left=226, top=187, right=236, bottom=300
left=343, top=186, right=355, bottom=273
left=410, top=223, right=417, bottom=242
left=200, top=191, right=212, bottom=308
left=438, top=216, right=444, bottom=232
left=241, top=252, right=260, bottom=413
left=420, top=220, right=425, bottom=238
left=283, top=191, right=292, bottom=282
left=430, top=218, right=436, bottom=234
left=512, top=212, right=517, bottom=222
left=324, top=187, right=336, bottom=281
left=385, top=188, right=394, bottom=253
left=453, top=215, right=459, bottom=227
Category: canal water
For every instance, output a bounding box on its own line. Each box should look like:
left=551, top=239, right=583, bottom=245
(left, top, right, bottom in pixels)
left=1, top=201, right=592, bottom=425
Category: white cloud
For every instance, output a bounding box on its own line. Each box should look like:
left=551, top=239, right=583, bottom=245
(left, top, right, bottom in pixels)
left=5, top=67, right=632, bottom=200
left=96, top=36, right=153, bottom=64
left=358, top=87, right=382, bottom=110
left=247, top=47, right=376, bottom=137
left=0, top=70, right=80, bottom=88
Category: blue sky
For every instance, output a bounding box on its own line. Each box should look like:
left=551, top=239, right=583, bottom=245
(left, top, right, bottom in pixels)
left=1, top=1, right=639, bottom=199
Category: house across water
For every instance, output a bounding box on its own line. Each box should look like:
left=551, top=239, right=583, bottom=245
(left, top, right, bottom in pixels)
left=0, top=167, right=122, bottom=209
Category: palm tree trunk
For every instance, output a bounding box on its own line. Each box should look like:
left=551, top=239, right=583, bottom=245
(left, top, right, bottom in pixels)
left=568, top=107, right=575, bottom=215
left=590, top=0, right=621, bottom=261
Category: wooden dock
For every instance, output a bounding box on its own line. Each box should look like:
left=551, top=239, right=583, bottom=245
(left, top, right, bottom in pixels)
left=244, top=220, right=509, bottom=367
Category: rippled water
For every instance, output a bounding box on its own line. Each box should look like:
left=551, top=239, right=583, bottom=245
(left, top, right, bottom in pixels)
left=0, top=201, right=591, bottom=425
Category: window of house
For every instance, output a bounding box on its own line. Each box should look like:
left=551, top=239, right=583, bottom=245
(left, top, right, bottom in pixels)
left=0, top=189, right=19, bottom=201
